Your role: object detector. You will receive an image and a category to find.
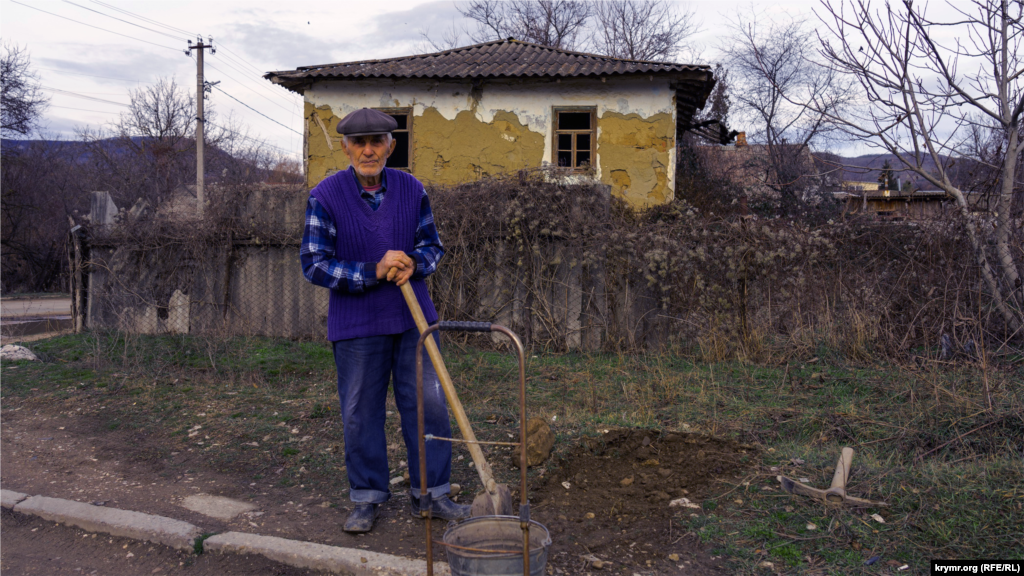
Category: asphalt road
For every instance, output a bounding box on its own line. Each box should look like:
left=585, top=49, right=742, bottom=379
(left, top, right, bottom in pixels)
left=1, top=298, right=72, bottom=318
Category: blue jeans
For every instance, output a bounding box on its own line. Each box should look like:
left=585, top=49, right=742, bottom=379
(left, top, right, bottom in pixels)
left=332, top=328, right=452, bottom=504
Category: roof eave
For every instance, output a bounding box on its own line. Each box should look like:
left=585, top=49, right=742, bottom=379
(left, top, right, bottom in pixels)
left=265, top=73, right=309, bottom=95
left=265, top=68, right=711, bottom=94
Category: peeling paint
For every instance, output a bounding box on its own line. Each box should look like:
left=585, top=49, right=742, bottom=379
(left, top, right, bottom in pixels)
left=413, top=108, right=545, bottom=185
left=303, top=77, right=679, bottom=207
left=597, top=111, right=675, bottom=207
left=305, top=102, right=348, bottom=186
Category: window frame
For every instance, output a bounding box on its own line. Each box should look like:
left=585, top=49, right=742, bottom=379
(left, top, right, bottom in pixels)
left=552, top=106, right=596, bottom=171
left=376, top=107, right=413, bottom=172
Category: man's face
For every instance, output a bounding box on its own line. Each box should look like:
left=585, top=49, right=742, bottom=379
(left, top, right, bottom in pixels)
left=343, top=134, right=396, bottom=179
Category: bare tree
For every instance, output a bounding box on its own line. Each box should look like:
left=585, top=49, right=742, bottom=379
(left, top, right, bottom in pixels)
left=1, top=42, right=48, bottom=137
left=447, top=0, right=701, bottom=60
left=722, top=12, right=853, bottom=215
left=593, top=0, right=701, bottom=61
left=814, top=0, right=1023, bottom=332
left=956, top=117, right=1023, bottom=213
left=2, top=139, right=90, bottom=292
left=458, top=1, right=593, bottom=50
left=79, top=78, right=200, bottom=207
left=78, top=77, right=276, bottom=212
left=0, top=44, right=66, bottom=291
left=418, top=22, right=471, bottom=53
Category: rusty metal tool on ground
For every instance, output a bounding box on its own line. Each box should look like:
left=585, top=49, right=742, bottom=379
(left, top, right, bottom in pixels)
left=778, top=447, right=887, bottom=507
left=399, top=281, right=514, bottom=517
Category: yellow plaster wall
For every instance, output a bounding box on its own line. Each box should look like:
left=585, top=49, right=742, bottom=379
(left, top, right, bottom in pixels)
left=411, top=108, right=545, bottom=185
left=597, top=111, right=675, bottom=207
left=305, top=102, right=350, bottom=188
left=303, top=101, right=676, bottom=210
left=304, top=104, right=545, bottom=189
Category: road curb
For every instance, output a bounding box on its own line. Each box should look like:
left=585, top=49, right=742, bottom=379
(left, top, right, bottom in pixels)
left=4, top=489, right=448, bottom=574
left=1, top=489, right=29, bottom=509
left=13, top=495, right=201, bottom=551
left=204, top=531, right=450, bottom=576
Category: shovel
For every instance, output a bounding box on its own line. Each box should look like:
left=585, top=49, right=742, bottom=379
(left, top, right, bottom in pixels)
left=397, top=280, right=514, bottom=517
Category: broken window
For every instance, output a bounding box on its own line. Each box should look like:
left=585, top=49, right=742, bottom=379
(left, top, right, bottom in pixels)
left=553, top=108, right=595, bottom=169
left=378, top=108, right=412, bottom=171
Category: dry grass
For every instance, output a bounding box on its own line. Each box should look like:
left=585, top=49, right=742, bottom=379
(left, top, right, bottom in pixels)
left=4, top=331, right=1021, bottom=573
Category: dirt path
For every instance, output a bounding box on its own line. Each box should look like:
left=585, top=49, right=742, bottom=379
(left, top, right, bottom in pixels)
left=0, top=406, right=445, bottom=560
left=2, top=399, right=749, bottom=574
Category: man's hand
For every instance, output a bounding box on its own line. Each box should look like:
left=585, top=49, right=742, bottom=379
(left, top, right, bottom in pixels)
left=376, top=250, right=414, bottom=286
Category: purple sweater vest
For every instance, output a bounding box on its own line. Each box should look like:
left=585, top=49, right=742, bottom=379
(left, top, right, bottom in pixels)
left=310, top=167, right=438, bottom=341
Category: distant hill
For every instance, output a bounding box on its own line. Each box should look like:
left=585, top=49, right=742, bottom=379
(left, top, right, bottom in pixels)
left=825, top=152, right=958, bottom=191
left=2, top=137, right=268, bottom=180
left=2, top=137, right=164, bottom=164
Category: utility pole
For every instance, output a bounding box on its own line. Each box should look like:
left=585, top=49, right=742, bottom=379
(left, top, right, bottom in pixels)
left=185, top=37, right=214, bottom=217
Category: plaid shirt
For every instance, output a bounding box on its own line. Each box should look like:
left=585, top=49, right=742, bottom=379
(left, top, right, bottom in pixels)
left=300, top=170, right=444, bottom=293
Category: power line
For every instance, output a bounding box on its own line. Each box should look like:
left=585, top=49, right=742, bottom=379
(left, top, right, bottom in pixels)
left=190, top=54, right=299, bottom=144
left=89, top=0, right=196, bottom=38
left=49, top=104, right=121, bottom=114
left=205, top=47, right=302, bottom=155
left=55, top=89, right=132, bottom=96
left=216, top=44, right=272, bottom=79
left=212, top=50, right=298, bottom=106
left=8, top=0, right=181, bottom=52
left=72, top=0, right=296, bottom=112
left=204, top=60, right=296, bottom=115
left=38, top=66, right=148, bottom=84
left=210, top=85, right=302, bottom=135
left=50, top=1, right=300, bottom=159
left=61, top=0, right=187, bottom=42
left=207, top=120, right=299, bottom=157
left=42, top=86, right=129, bottom=107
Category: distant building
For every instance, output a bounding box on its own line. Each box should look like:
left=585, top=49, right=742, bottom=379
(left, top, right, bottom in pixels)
left=265, top=39, right=716, bottom=208
left=835, top=181, right=951, bottom=220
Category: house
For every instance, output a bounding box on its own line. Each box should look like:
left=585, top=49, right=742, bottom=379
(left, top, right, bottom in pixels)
left=265, top=39, right=716, bottom=208
left=835, top=182, right=957, bottom=221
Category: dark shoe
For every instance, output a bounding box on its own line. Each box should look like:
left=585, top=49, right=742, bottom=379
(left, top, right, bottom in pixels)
left=343, top=503, right=379, bottom=533
left=410, top=494, right=471, bottom=521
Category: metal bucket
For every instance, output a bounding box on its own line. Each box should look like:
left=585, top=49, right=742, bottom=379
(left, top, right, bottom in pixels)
left=442, top=516, right=551, bottom=576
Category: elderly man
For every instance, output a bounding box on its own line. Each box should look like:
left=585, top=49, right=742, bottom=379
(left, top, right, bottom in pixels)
left=300, top=108, right=469, bottom=533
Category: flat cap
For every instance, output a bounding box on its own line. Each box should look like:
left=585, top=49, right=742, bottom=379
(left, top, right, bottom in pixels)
left=336, top=108, right=398, bottom=136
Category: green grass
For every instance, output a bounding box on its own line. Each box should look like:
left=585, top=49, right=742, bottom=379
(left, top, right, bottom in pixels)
left=0, top=292, right=70, bottom=300
left=3, top=331, right=1022, bottom=574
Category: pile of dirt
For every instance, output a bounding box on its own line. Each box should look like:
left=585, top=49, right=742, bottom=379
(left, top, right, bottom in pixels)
left=529, top=428, right=756, bottom=574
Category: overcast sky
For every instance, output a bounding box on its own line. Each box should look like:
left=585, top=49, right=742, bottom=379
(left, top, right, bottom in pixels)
left=1, top=0, right=952, bottom=159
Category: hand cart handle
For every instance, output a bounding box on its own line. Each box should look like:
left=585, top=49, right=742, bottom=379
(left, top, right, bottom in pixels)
left=437, top=321, right=493, bottom=332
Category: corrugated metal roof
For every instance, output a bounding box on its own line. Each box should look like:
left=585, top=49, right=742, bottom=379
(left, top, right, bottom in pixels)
left=265, top=38, right=711, bottom=89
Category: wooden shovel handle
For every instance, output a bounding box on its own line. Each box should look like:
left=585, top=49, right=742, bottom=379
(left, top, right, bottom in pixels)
left=398, top=281, right=500, bottom=496
left=825, top=447, right=854, bottom=503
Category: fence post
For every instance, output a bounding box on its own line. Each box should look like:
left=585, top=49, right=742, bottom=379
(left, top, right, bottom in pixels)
left=68, top=217, right=85, bottom=333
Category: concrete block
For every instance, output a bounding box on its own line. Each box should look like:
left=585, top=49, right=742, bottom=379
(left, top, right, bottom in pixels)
left=204, top=531, right=449, bottom=576
left=89, top=191, right=118, bottom=228
left=1, top=489, right=30, bottom=509
left=14, top=496, right=201, bottom=550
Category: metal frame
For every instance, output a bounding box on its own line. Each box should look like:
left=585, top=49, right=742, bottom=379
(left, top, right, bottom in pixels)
left=415, top=321, right=531, bottom=576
